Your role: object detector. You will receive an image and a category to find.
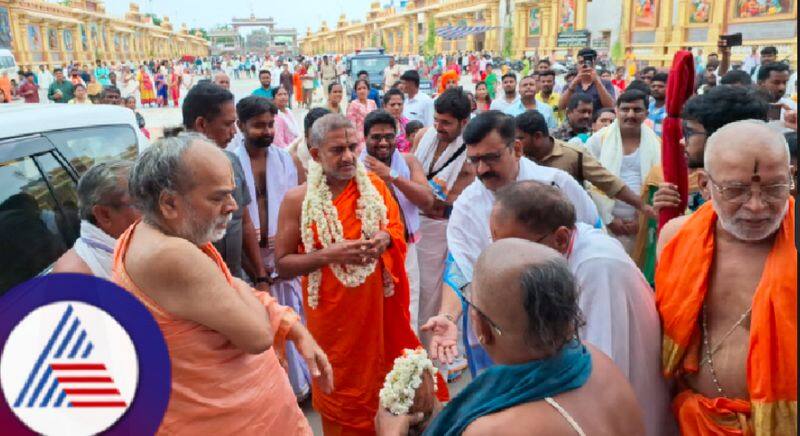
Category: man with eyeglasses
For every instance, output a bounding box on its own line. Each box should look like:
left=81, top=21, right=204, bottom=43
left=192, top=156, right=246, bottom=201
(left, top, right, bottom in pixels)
left=655, top=120, right=796, bottom=435
left=421, top=111, right=599, bottom=373
left=360, top=110, right=435, bottom=332
left=585, top=89, right=661, bottom=254
left=634, top=85, right=770, bottom=285
left=486, top=180, right=673, bottom=436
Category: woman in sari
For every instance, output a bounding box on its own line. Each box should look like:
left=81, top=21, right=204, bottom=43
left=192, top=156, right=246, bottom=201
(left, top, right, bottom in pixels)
left=325, top=82, right=346, bottom=115
left=155, top=68, right=168, bottom=108
left=293, top=64, right=304, bottom=107
left=138, top=65, right=155, bottom=107
left=474, top=81, right=491, bottom=112
left=382, top=88, right=411, bottom=152
left=346, top=79, right=377, bottom=149
left=273, top=86, right=300, bottom=148
left=169, top=67, right=181, bottom=107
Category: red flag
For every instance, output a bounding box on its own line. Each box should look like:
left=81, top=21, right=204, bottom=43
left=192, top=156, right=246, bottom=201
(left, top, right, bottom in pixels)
left=658, top=51, right=695, bottom=229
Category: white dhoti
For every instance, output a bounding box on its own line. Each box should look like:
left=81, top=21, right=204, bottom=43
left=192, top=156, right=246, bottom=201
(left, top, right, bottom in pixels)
left=415, top=216, right=449, bottom=348
left=261, top=247, right=311, bottom=400
left=406, top=242, right=420, bottom=333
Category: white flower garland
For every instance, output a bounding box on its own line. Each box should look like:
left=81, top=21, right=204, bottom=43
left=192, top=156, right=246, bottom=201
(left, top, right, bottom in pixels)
left=301, top=159, right=394, bottom=308
left=379, top=348, right=438, bottom=415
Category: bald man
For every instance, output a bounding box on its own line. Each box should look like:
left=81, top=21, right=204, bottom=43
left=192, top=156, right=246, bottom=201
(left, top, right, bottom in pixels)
left=213, top=72, right=231, bottom=90
left=490, top=180, right=673, bottom=436
left=656, top=120, right=796, bottom=434
left=376, top=239, right=644, bottom=435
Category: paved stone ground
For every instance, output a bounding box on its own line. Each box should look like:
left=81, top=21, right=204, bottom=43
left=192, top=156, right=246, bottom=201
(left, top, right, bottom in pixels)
left=140, top=75, right=474, bottom=435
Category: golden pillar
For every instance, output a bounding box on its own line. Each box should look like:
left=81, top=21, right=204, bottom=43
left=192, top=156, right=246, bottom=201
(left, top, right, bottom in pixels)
left=574, top=0, right=588, bottom=29
left=56, top=25, right=68, bottom=65
left=435, top=18, right=443, bottom=53
left=653, top=0, right=674, bottom=65
left=514, top=3, right=527, bottom=57
left=706, top=0, right=727, bottom=50
left=14, top=17, right=32, bottom=67
left=540, top=0, right=556, bottom=58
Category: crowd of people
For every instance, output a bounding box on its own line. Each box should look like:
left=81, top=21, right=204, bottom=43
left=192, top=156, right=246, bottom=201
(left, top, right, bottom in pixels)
left=43, top=39, right=797, bottom=436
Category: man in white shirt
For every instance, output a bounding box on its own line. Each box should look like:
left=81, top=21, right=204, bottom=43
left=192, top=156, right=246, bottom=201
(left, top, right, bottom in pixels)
left=421, top=110, right=599, bottom=377
left=37, top=64, right=54, bottom=103
left=502, top=75, right=557, bottom=130
left=585, top=89, right=660, bottom=253
left=487, top=181, right=673, bottom=436
left=488, top=72, right=519, bottom=112
left=270, top=60, right=282, bottom=93
left=401, top=69, right=435, bottom=127
left=413, top=88, right=475, bottom=346
left=383, top=57, right=402, bottom=91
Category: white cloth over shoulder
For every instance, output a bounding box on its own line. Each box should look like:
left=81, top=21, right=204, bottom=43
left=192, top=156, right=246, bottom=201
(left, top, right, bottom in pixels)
left=73, top=220, right=116, bottom=279
left=414, top=128, right=466, bottom=198
left=586, top=120, right=661, bottom=223
left=569, top=223, right=675, bottom=436
left=447, top=157, right=599, bottom=281
left=230, top=138, right=298, bottom=237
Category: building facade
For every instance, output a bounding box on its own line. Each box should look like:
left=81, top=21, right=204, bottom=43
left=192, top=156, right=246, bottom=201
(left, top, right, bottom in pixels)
left=0, top=0, right=209, bottom=69
left=301, top=0, right=796, bottom=68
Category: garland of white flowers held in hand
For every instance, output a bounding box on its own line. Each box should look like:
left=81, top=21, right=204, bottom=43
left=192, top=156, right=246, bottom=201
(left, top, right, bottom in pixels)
left=301, top=159, right=394, bottom=308
left=380, top=348, right=438, bottom=415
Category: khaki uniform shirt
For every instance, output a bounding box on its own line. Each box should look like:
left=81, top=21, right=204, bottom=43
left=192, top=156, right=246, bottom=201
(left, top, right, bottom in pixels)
left=536, top=138, right=626, bottom=197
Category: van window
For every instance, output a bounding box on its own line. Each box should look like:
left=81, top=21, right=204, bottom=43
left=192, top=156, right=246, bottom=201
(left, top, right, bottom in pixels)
left=46, top=125, right=138, bottom=176
left=0, top=152, right=79, bottom=295
left=0, top=56, right=15, bottom=69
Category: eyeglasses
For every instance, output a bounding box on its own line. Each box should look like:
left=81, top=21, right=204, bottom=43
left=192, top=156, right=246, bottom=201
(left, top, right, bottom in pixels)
left=682, top=120, right=707, bottom=142
left=458, top=283, right=503, bottom=336
left=708, top=175, right=793, bottom=204
left=368, top=133, right=396, bottom=144
left=466, top=146, right=512, bottom=166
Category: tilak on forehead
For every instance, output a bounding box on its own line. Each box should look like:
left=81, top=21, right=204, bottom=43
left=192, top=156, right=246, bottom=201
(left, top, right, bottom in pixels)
left=752, top=159, right=761, bottom=183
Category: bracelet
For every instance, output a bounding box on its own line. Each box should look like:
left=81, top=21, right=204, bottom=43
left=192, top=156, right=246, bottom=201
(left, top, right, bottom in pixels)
left=440, top=313, right=456, bottom=323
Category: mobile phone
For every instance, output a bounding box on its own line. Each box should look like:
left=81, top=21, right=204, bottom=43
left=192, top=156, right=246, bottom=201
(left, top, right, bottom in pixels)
left=720, top=33, right=743, bottom=47
left=767, top=103, right=782, bottom=121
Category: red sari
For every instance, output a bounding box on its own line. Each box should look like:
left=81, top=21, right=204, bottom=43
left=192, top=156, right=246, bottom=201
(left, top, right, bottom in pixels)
left=169, top=72, right=181, bottom=107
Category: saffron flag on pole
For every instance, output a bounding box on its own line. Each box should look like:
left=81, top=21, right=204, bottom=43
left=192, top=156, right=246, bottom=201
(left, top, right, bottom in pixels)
left=658, top=50, right=694, bottom=230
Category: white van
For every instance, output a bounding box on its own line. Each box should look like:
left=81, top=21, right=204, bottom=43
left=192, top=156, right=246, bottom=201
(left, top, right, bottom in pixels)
left=0, top=48, right=17, bottom=77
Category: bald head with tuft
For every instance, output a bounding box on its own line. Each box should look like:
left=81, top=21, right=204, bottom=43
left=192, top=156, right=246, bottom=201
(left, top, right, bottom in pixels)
left=473, top=238, right=583, bottom=357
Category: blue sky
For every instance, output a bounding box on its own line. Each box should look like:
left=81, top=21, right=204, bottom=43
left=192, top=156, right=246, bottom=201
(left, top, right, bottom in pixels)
left=103, top=0, right=376, bottom=34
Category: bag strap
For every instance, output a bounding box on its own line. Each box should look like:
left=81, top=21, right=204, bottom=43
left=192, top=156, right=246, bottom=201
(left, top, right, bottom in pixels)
left=576, top=151, right=585, bottom=188
left=427, top=144, right=467, bottom=180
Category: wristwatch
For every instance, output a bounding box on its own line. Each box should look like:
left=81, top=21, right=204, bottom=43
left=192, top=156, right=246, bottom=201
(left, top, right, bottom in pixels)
left=389, top=169, right=399, bottom=182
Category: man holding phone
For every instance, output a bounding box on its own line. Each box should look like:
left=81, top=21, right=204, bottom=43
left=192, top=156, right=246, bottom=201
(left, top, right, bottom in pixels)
left=757, top=62, right=795, bottom=125
left=558, top=47, right=616, bottom=113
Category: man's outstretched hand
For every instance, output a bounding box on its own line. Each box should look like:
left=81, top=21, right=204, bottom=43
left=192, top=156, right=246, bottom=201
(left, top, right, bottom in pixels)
left=420, top=315, right=459, bottom=364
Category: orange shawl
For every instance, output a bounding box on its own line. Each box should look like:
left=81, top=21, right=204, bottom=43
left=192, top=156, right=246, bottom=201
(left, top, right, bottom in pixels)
left=302, top=172, right=448, bottom=432
left=112, top=223, right=311, bottom=435
left=655, top=199, right=797, bottom=435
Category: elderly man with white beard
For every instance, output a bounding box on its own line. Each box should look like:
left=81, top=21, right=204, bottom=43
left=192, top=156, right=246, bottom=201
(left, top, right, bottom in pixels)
left=656, top=120, right=796, bottom=435
left=111, top=133, right=331, bottom=435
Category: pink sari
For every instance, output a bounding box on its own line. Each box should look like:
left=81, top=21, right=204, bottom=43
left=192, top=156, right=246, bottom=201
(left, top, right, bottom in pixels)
left=346, top=99, right=377, bottom=148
